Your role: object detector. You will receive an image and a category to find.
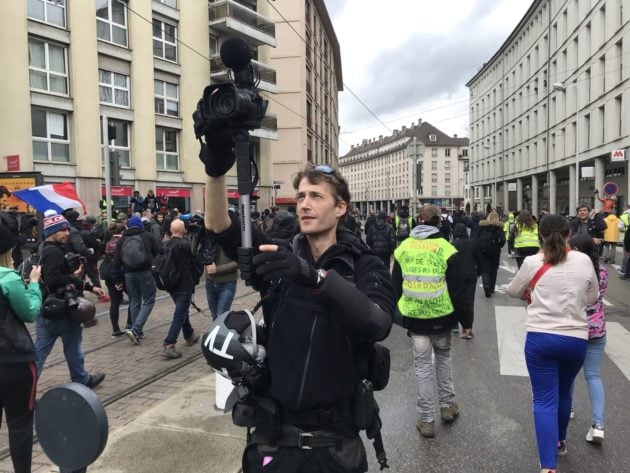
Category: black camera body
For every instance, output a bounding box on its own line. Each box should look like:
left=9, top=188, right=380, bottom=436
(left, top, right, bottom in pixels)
left=56, top=283, right=79, bottom=311
left=64, top=252, right=86, bottom=274
left=195, top=37, right=268, bottom=137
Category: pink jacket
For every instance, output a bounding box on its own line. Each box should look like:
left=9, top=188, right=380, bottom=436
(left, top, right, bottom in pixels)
left=587, top=265, right=608, bottom=339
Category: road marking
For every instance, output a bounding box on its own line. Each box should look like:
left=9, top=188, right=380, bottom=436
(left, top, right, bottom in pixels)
left=495, top=305, right=528, bottom=377
left=604, top=322, right=630, bottom=381
left=602, top=298, right=612, bottom=307
left=499, top=263, right=517, bottom=274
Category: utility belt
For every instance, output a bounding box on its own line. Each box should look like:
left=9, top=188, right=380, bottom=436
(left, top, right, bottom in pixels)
left=234, top=380, right=389, bottom=470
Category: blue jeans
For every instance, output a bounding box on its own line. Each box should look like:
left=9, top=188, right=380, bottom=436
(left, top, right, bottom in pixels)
left=125, top=270, right=156, bottom=334
left=34, top=315, right=89, bottom=385
left=525, top=332, right=587, bottom=470
left=583, top=335, right=606, bottom=426
left=164, top=292, right=194, bottom=345
left=205, top=279, right=236, bottom=320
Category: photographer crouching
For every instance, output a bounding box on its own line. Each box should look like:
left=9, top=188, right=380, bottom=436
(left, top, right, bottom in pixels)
left=33, top=211, right=106, bottom=388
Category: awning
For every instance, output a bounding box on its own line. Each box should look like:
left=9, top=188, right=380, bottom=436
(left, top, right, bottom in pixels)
left=101, top=186, right=133, bottom=197
left=156, top=187, right=191, bottom=198
left=275, top=197, right=296, bottom=204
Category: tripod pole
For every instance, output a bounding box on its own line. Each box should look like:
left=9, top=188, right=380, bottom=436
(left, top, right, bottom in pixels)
left=234, top=131, right=256, bottom=286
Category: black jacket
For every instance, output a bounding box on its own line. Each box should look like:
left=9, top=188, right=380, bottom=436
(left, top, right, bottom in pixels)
left=570, top=215, right=607, bottom=239
left=213, top=214, right=395, bottom=416
left=65, top=225, right=92, bottom=259
left=112, top=226, right=159, bottom=281
left=164, top=237, right=195, bottom=294
left=477, top=220, right=506, bottom=252
left=41, top=241, right=80, bottom=295
left=452, top=224, right=483, bottom=279
left=366, top=220, right=395, bottom=256
left=0, top=291, right=35, bottom=362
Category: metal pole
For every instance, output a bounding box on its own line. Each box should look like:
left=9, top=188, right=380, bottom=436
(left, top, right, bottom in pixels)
left=412, top=137, right=417, bottom=218
left=102, top=116, right=112, bottom=225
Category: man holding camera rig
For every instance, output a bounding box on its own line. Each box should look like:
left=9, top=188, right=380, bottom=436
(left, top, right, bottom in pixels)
left=202, top=147, right=395, bottom=470
left=33, top=211, right=106, bottom=388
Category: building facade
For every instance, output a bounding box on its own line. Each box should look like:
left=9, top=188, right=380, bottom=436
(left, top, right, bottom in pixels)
left=338, top=121, right=469, bottom=217
left=467, top=0, right=630, bottom=217
left=0, top=0, right=278, bottom=215
left=265, top=0, right=342, bottom=207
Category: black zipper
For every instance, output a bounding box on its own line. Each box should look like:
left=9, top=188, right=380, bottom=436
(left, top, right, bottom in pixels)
left=296, top=313, right=319, bottom=408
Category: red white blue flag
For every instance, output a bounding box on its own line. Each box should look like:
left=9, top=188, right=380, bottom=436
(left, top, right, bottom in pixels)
left=12, top=182, right=87, bottom=215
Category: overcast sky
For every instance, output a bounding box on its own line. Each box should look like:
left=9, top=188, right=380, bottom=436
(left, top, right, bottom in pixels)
left=325, top=0, right=534, bottom=155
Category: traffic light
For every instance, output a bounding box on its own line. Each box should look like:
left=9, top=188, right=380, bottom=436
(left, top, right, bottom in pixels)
left=109, top=150, right=121, bottom=186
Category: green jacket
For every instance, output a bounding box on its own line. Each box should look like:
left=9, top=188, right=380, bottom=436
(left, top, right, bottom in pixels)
left=0, top=267, right=42, bottom=323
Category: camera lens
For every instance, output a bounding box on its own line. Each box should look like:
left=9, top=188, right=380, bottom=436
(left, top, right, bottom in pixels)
left=211, top=89, right=237, bottom=117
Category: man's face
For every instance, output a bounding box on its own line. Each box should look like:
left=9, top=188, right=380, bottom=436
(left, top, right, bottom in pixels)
left=577, top=207, right=589, bottom=221
left=296, top=178, right=346, bottom=236
left=50, top=228, right=69, bottom=244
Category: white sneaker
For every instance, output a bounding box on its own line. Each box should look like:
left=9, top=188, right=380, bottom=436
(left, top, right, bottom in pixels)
left=585, top=424, right=604, bottom=444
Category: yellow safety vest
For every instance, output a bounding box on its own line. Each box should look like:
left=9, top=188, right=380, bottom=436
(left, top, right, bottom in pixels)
left=394, top=237, right=456, bottom=319
left=621, top=213, right=629, bottom=232
left=514, top=224, right=540, bottom=249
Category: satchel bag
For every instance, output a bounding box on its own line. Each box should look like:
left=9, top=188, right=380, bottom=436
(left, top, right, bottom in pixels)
left=42, top=292, right=69, bottom=320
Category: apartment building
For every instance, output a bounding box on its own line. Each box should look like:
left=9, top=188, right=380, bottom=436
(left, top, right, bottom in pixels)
left=0, top=0, right=278, bottom=215
left=338, top=121, right=469, bottom=216
left=467, top=0, right=630, bottom=217
left=265, top=0, right=342, bottom=206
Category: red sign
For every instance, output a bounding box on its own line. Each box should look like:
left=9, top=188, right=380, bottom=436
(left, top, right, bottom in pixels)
left=5, top=155, right=20, bottom=172
left=156, top=187, right=191, bottom=198
left=275, top=197, right=296, bottom=205
left=227, top=189, right=259, bottom=199
left=101, top=186, right=133, bottom=197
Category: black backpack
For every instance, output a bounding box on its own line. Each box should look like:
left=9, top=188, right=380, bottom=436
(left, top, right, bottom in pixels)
left=397, top=218, right=410, bottom=239
left=120, top=234, right=149, bottom=269
left=151, top=243, right=180, bottom=291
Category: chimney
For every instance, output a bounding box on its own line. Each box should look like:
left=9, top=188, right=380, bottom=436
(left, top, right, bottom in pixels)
left=453, top=134, right=458, bottom=138
left=379, top=135, right=383, bottom=140
left=418, top=118, right=422, bottom=124
left=402, top=126, right=407, bottom=132
left=411, top=121, right=415, bottom=127
left=362, top=139, right=368, bottom=145
left=393, top=129, right=399, bottom=135
left=351, top=145, right=355, bottom=150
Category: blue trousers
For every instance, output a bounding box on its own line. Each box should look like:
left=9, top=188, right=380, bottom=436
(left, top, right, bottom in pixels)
left=583, top=335, right=606, bottom=426
left=164, top=292, right=194, bottom=345
left=205, top=279, right=236, bottom=320
left=525, top=332, right=587, bottom=469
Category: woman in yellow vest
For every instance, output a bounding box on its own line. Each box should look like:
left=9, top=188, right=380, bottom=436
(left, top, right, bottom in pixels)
left=602, top=212, right=621, bottom=264
left=514, top=210, right=541, bottom=269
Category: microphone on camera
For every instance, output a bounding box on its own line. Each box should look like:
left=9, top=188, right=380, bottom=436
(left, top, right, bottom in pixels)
left=220, top=37, right=252, bottom=70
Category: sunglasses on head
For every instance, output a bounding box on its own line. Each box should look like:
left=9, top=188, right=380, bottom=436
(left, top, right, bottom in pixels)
left=314, top=165, right=335, bottom=175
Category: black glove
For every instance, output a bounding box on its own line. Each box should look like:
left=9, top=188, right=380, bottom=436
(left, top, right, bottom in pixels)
left=193, top=101, right=235, bottom=177
left=252, top=250, right=318, bottom=288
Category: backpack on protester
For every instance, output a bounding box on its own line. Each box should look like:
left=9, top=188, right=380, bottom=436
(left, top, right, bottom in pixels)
left=151, top=243, right=180, bottom=291
left=439, top=217, right=452, bottom=240
left=477, top=227, right=499, bottom=253
left=397, top=219, right=410, bottom=239
left=99, top=254, right=113, bottom=282
left=120, top=234, right=149, bottom=269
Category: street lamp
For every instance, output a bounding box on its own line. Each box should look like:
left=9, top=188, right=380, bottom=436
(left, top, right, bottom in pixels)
left=553, top=80, right=579, bottom=212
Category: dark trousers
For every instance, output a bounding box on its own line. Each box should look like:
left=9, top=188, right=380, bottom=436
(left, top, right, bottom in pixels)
left=375, top=253, right=391, bottom=274
left=480, top=250, right=500, bottom=291
left=516, top=246, right=540, bottom=269
left=105, top=280, right=131, bottom=332
left=86, top=260, right=102, bottom=288
left=243, top=436, right=367, bottom=473
left=0, top=362, right=37, bottom=473
left=164, top=292, right=194, bottom=345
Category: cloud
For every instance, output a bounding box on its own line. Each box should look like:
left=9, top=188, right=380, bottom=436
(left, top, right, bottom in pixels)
left=324, top=0, right=348, bottom=19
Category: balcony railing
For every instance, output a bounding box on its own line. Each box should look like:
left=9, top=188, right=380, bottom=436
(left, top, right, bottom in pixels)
left=251, top=114, right=278, bottom=140
left=210, top=54, right=277, bottom=93
left=209, top=0, right=276, bottom=47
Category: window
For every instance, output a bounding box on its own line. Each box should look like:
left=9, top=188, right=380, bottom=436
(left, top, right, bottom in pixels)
left=96, top=0, right=128, bottom=47
left=429, top=133, right=437, bottom=142
left=153, top=19, right=177, bottom=62
left=210, top=35, right=218, bottom=56
left=431, top=173, right=438, bottom=183
left=432, top=161, right=437, bottom=171
left=154, top=80, right=179, bottom=116
left=462, top=149, right=468, bottom=157
left=156, top=127, right=178, bottom=170
left=28, top=0, right=66, bottom=27
left=445, top=188, right=451, bottom=197
left=431, top=148, right=438, bottom=158
left=445, top=173, right=451, bottom=183
left=157, top=0, right=177, bottom=8
left=444, top=160, right=450, bottom=168
left=28, top=38, right=68, bottom=95
left=101, top=119, right=130, bottom=167
left=31, top=107, right=70, bottom=162
left=444, top=148, right=451, bottom=157
left=99, top=70, right=129, bottom=107
left=431, top=186, right=438, bottom=196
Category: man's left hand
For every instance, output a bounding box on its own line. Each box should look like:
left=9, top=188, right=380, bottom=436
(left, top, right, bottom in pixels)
left=92, top=287, right=105, bottom=297
left=252, top=245, right=318, bottom=288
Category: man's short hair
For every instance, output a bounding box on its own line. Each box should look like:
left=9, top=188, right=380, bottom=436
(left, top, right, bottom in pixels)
left=577, top=205, right=590, bottom=212
left=292, top=164, right=351, bottom=207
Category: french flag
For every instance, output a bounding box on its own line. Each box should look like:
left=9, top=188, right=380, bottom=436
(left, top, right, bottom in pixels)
left=12, top=182, right=87, bottom=215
